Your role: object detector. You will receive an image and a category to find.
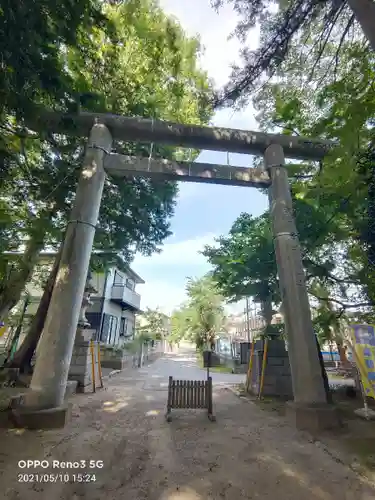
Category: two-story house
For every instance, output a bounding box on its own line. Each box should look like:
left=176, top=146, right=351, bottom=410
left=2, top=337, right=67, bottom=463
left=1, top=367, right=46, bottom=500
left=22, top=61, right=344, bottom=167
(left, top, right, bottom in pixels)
left=4, top=251, right=144, bottom=347
left=86, top=265, right=144, bottom=345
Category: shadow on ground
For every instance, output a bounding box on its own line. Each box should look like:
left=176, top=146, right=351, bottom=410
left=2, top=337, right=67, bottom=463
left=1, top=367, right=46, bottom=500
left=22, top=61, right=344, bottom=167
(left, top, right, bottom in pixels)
left=0, top=350, right=374, bottom=500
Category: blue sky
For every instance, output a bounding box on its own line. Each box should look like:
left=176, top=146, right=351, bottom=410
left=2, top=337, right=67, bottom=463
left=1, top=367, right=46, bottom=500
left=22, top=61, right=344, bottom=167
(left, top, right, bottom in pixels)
left=133, top=0, right=267, bottom=313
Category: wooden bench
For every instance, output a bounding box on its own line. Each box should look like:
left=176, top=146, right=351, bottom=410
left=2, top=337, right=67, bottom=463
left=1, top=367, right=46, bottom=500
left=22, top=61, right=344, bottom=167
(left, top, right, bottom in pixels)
left=165, top=376, right=216, bottom=422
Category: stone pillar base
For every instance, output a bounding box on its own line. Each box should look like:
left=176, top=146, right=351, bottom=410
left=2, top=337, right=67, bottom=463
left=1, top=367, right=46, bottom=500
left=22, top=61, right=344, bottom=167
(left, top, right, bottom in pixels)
left=286, top=402, right=342, bottom=433
left=0, top=403, right=73, bottom=429
left=248, top=340, right=293, bottom=399
left=69, top=329, right=101, bottom=392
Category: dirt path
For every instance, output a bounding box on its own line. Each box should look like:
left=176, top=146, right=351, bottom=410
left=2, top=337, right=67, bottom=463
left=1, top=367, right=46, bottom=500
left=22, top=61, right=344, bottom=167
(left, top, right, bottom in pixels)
left=1, top=352, right=375, bottom=500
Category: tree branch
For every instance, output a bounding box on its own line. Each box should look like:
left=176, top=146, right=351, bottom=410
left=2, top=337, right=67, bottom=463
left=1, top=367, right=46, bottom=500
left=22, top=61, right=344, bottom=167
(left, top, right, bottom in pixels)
left=304, top=256, right=360, bottom=286
left=310, top=292, right=372, bottom=309
left=307, top=4, right=345, bottom=82
left=333, top=15, right=356, bottom=81
left=213, top=0, right=352, bottom=107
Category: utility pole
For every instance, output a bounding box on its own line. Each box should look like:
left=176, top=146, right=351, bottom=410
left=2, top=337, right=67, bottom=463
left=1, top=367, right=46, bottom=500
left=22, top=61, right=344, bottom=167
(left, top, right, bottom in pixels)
left=264, top=144, right=327, bottom=407
left=23, top=123, right=112, bottom=410
left=250, top=301, right=256, bottom=340
left=245, top=297, right=251, bottom=343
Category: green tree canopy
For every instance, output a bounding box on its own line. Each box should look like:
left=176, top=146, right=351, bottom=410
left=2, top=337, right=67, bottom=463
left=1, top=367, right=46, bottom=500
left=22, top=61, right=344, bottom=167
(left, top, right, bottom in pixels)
left=170, top=307, right=195, bottom=344
left=212, top=0, right=374, bottom=106
left=0, top=0, right=214, bottom=322
left=136, top=307, right=170, bottom=341
left=0, top=0, right=109, bottom=118
left=182, top=275, right=226, bottom=349
left=204, top=22, right=375, bottom=339
left=2, top=0, right=214, bottom=370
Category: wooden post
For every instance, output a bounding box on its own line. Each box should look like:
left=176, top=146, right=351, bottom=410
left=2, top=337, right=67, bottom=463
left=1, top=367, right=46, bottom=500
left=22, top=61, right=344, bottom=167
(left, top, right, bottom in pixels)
left=90, top=340, right=96, bottom=393
left=246, top=341, right=255, bottom=393
left=207, top=377, right=215, bottom=421
left=97, top=343, right=104, bottom=389
left=258, top=338, right=269, bottom=399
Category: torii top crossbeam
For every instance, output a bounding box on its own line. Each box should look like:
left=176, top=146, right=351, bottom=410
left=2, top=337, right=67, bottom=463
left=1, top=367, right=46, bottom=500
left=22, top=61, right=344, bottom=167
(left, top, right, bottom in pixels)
left=30, top=110, right=335, bottom=161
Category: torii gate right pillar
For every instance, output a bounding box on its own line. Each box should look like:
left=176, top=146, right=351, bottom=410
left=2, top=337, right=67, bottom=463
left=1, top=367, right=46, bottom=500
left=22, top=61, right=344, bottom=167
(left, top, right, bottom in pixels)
left=264, top=144, right=340, bottom=432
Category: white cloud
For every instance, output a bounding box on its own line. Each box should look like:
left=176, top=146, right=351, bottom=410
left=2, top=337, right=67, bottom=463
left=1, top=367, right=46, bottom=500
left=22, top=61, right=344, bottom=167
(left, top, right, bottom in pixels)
left=159, top=0, right=259, bottom=88
left=134, top=237, right=254, bottom=315
left=138, top=281, right=187, bottom=314
left=158, top=1, right=261, bottom=201
left=134, top=2, right=263, bottom=313
left=138, top=285, right=247, bottom=317
left=134, top=233, right=217, bottom=268
left=134, top=233, right=218, bottom=313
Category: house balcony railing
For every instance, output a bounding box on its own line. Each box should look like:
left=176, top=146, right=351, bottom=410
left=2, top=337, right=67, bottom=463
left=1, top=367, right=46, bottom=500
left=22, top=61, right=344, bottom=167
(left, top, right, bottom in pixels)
left=111, top=285, right=141, bottom=310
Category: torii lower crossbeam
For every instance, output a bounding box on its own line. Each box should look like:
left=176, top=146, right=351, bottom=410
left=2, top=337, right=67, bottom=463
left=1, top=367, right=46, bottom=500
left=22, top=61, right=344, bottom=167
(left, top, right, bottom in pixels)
left=103, top=154, right=271, bottom=188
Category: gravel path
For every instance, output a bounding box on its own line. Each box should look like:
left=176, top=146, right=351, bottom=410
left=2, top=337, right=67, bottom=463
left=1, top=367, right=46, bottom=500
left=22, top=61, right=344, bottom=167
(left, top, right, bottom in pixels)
left=0, top=348, right=374, bottom=500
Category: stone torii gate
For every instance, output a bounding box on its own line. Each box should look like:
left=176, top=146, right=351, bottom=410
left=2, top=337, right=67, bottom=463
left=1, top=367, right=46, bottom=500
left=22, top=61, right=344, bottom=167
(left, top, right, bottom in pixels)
left=21, top=111, right=338, bottom=430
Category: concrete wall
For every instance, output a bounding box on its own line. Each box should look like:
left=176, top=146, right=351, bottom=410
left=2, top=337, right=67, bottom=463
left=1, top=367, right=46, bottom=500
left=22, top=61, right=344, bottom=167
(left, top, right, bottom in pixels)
left=99, top=341, right=164, bottom=370
left=99, top=344, right=134, bottom=370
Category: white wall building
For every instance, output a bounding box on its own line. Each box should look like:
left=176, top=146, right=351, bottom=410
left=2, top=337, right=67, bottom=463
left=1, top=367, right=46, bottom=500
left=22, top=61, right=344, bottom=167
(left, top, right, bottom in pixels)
left=86, top=267, right=144, bottom=345
left=86, top=265, right=144, bottom=345
left=226, top=310, right=283, bottom=341
left=6, top=251, right=144, bottom=347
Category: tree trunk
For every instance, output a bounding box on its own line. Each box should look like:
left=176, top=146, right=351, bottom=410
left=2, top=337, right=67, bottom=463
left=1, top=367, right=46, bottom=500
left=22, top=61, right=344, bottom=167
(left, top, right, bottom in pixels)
left=7, top=249, right=61, bottom=372
left=261, top=295, right=273, bottom=330
left=337, top=340, right=349, bottom=366
left=329, top=343, right=334, bottom=362
left=347, top=0, right=375, bottom=52
left=0, top=211, right=50, bottom=322
left=363, top=143, right=375, bottom=304
left=315, top=335, right=332, bottom=404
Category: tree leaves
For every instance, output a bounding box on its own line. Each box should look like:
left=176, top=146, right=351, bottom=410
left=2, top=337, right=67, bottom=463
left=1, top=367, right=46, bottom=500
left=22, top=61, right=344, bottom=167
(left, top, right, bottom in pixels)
left=0, top=0, right=214, bottom=318
left=212, top=0, right=372, bottom=107
left=203, top=13, right=375, bottom=338
left=136, top=307, right=169, bottom=341
left=170, top=275, right=226, bottom=348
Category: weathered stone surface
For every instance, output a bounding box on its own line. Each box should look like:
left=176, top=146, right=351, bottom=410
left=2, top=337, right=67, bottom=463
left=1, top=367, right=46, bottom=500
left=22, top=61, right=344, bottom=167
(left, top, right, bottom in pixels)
left=65, top=380, right=78, bottom=398
left=11, top=403, right=73, bottom=429
left=68, top=372, right=92, bottom=386
left=248, top=341, right=293, bottom=399
left=69, top=365, right=92, bottom=376
left=68, top=338, right=101, bottom=391
left=255, top=339, right=287, bottom=356
left=267, top=357, right=285, bottom=366
left=286, top=402, right=342, bottom=433
left=70, top=355, right=92, bottom=365
left=101, top=358, right=129, bottom=370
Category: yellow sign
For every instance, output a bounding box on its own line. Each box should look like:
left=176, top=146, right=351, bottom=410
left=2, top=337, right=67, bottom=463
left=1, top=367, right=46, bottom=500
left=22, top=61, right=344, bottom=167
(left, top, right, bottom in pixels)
left=350, top=324, right=375, bottom=400
left=0, top=325, right=6, bottom=338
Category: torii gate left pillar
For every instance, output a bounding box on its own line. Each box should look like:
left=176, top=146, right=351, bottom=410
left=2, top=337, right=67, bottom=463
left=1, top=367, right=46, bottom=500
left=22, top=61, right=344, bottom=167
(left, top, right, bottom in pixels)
left=14, top=123, right=112, bottom=427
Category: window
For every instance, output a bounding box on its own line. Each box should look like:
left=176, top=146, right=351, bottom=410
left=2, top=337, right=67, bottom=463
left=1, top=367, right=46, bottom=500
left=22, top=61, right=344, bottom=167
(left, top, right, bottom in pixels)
left=125, top=278, right=135, bottom=291
left=113, top=270, right=124, bottom=286
left=100, top=314, right=109, bottom=343
left=119, top=317, right=128, bottom=337
left=107, top=315, right=118, bottom=344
